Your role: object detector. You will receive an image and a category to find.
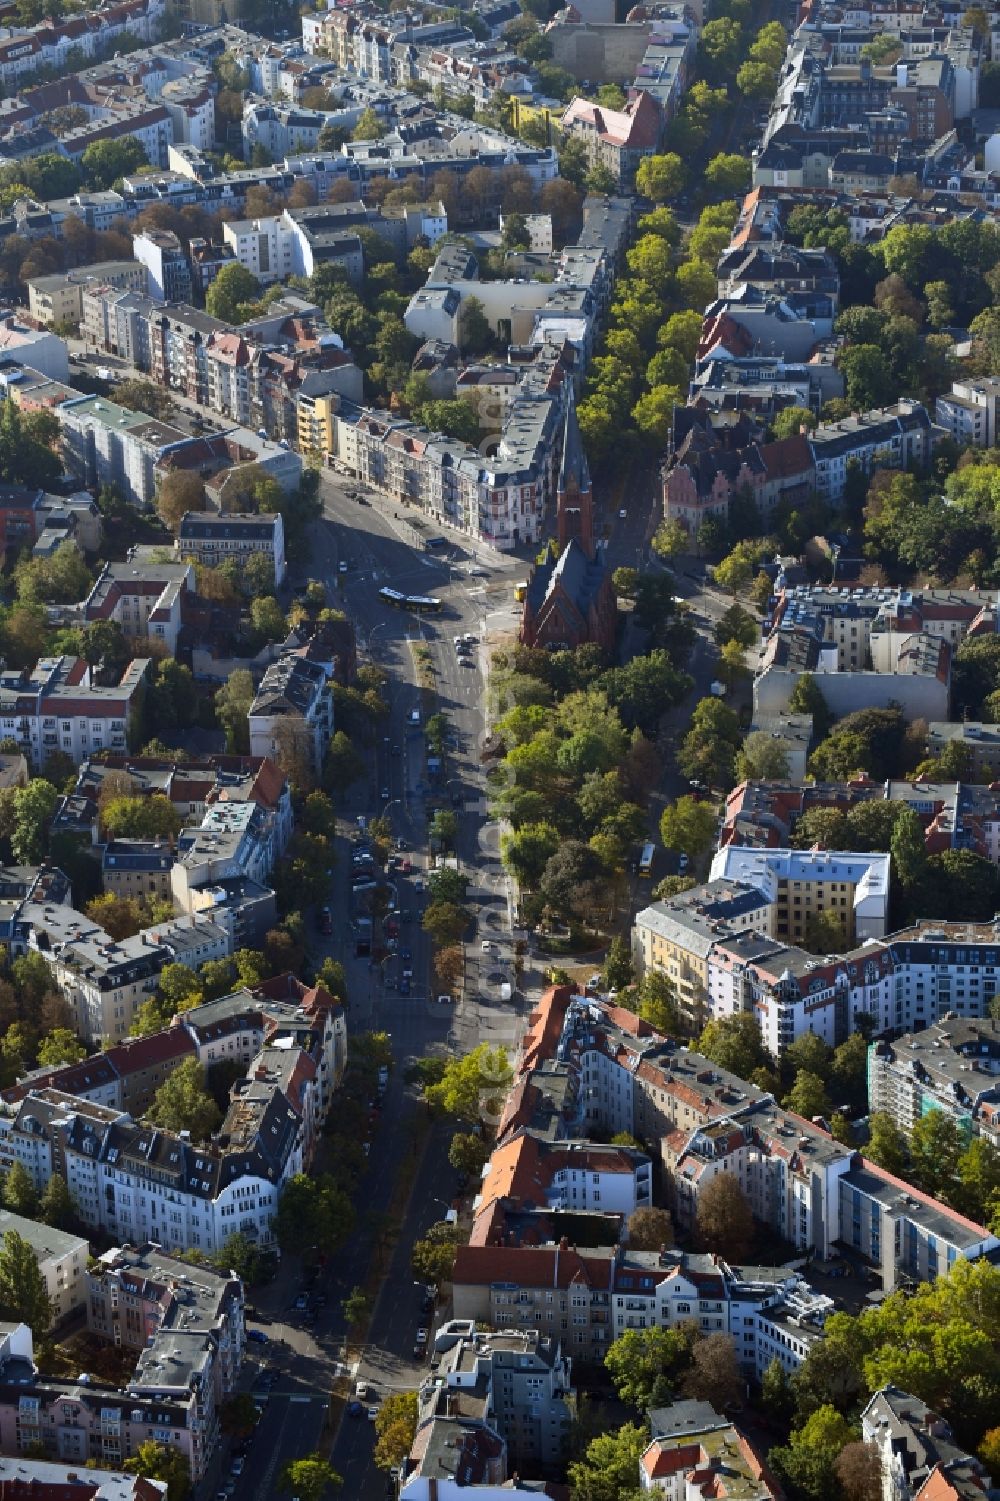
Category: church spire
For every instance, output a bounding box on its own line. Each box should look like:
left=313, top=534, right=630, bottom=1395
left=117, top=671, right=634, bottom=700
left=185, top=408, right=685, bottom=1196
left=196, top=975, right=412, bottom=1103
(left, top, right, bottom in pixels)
left=557, top=388, right=594, bottom=555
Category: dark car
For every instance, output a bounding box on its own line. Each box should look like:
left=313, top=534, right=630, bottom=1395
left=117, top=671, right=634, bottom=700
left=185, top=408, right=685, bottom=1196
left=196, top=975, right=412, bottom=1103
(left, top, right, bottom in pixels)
left=400, top=947, right=412, bottom=962
left=400, top=976, right=411, bottom=996
left=247, top=1329, right=268, bottom=1344
left=318, top=905, right=333, bottom=935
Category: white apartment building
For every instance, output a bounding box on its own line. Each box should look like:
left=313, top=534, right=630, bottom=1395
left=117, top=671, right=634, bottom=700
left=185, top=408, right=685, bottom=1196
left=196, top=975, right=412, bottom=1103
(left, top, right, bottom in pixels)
left=222, top=216, right=297, bottom=285
left=935, top=376, right=1000, bottom=449
left=82, top=558, right=194, bottom=657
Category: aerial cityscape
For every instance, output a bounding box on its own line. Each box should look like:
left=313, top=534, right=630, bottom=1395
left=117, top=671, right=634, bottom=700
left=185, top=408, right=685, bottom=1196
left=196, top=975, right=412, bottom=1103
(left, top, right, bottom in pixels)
left=0, top=0, right=993, bottom=1497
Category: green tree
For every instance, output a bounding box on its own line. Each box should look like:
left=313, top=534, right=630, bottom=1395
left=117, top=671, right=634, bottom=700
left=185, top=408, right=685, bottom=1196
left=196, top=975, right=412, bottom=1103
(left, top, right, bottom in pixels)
left=891, top=804, right=927, bottom=890
left=660, top=797, right=716, bottom=859
left=603, top=935, right=635, bottom=992
left=635, top=970, right=681, bottom=1033
left=215, top=1233, right=276, bottom=1286
left=99, top=794, right=181, bottom=842
left=274, top=1173, right=355, bottom=1255
left=909, top=1109, right=963, bottom=1201
left=81, top=135, right=148, bottom=189
left=771, top=1406, right=856, bottom=1501
left=567, top=1423, right=648, bottom=1501
left=604, top=1326, right=693, bottom=1409
left=772, top=404, right=818, bottom=439
left=147, top=1058, right=222, bottom=1143
left=38, top=1173, right=76, bottom=1230
left=3, top=1161, right=39, bottom=1218
left=785, top=1070, right=832, bottom=1121
left=343, top=1285, right=371, bottom=1329
left=278, top=1454, right=341, bottom=1501
left=374, top=1391, right=418, bottom=1471
left=704, top=152, right=751, bottom=194
left=215, top=669, right=255, bottom=754
left=412, top=1222, right=461, bottom=1286
left=789, top=673, right=832, bottom=738
left=761, top=1356, right=795, bottom=1422
left=122, top=1446, right=189, bottom=1501
left=9, top=779, right=58, bottom=863
left=866, top=1111, right=907, bottom=1176
left=115, top=379, right=175, bottom=421
left=205, top=262, right=261, bottom=322
left=448, top=1132, right=490, bottom=1176
left=635, top=153, right=687, bottom=201
left=0, top=1229, right=52, bottom=1335
left=352, top=107, right=384, bottom=141
left=736, top=732, right=790, bottom=781
left=698, top=1014, right=767, bottom=1080
left=424, top=1044, right=512, bottom=1122
left=36, top=1029, right=85, bottom=1068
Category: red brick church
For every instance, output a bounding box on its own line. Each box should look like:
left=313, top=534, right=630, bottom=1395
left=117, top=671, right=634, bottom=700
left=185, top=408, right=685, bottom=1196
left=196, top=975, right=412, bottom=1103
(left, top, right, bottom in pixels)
left=519, top=394, right=617, bottom=654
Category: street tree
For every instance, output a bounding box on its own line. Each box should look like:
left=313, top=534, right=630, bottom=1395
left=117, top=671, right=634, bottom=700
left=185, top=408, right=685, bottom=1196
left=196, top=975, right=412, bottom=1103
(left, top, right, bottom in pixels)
left=374, top=1392, right=418, bottom=1470
left=635, top=153, right=687, bottom=201
left=412, top=1223, right=461, bottom=1286
left=274, top=1173, right=355, bottom=1255
left=448, top=1133, right=490, bottom=1176
left=784, top=1070, right=832, bottom=1121
left=424, top=1044, right=512, bottom=1122
left=36, top=1029, right=85, bottom=1068
left=660, top=797, right=716, bottom=859
left=343, top=1286, right=371, bottom=1329
left=909, top=1108, right=963, bottom=1202
left=279, top=1454, right=342, bottom=1501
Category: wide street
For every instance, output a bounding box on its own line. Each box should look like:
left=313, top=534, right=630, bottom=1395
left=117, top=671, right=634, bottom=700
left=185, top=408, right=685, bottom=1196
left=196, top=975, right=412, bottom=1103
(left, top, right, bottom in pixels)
left=66, top=332, right=730, bottom=1496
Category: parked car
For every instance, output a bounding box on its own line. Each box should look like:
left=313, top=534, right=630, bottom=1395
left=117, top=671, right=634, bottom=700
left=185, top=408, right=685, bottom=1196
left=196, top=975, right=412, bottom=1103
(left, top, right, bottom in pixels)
left=247, top=1329, right=268, bottom=1344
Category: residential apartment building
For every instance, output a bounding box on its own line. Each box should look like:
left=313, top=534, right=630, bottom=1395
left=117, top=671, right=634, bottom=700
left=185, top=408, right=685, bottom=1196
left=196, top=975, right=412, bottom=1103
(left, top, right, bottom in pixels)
left=0, top=1456, right=166, bottom=1498
left=0, top=655, right=148, bottom=772
left=429, top=1324, right=575, bottom=1468
left=176, top=512, right=285, bottom=588
left=808, top=400, right=942, bottom=501
left=132, top=229, right=193, bottom=305
left=0, top=1211, right=88, bottom=1326
left=708, top=846, right=891, bottom=946
left=82, top=557, right=195, bottom=657
left=27, top=260, right=148, bottom=328
left=868, top=1018, right=1000, bottom=1144
left=927, top=721, right=1000, bottom=778
left=560, top=92, right=662, bottom=186
left=100, top=840, right=177, bottom=903
left=862, top=1387, right=993, bottom=1501
left=935, top=376, right=1000, bottom=448
left=632, top=882, right=773, bottom=1029
left=86, top=1242, right=245, bottom=1399
left=480, top=989, right=1000, bottom=1292
left=641, top=1401, right=781, bottom=1499
left=58, top=394, right=193, bottom=509
left=770, top=584, right=998, bottom=673
left=723, top=777, right=1000, bottom=866
left=0, top=984, right=344, bottom=1260
left=248, top=652, right=333, bottom=780
left=54, top=754, right=293, bottom=856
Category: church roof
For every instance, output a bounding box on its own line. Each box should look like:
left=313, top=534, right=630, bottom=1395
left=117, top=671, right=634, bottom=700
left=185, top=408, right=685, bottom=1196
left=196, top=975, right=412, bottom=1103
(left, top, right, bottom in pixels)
left=526, top=536, right=608, bottom=622
left=558, top=390, right=591, bottom=499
